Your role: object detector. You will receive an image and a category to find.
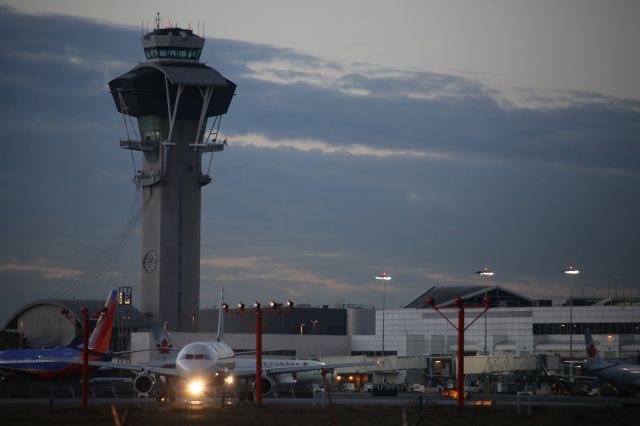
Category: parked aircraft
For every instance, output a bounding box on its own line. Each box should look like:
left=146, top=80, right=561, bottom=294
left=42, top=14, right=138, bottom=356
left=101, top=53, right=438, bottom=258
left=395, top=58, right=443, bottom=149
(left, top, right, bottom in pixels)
left=59, top=289, right=378, bottom=398
left=0, top=290, right=117, bottom=379
left=584, top=328, right=640, bottom=394
left=233, top=357, right=331, bottom=397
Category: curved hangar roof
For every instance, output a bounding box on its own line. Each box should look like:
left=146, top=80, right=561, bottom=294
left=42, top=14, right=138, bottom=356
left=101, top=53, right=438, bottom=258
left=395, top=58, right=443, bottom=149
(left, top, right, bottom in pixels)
left=3, top=298, right=106, bottom=331
left=3, top=298, right=146, bottom=331
left=108, top=62, right=236, bottom=119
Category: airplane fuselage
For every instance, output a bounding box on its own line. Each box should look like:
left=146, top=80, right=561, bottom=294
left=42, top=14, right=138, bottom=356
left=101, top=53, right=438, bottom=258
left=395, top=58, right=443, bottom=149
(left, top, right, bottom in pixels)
left=233, top=358, right=329, bottom=389
left=0, top=347, right=81, bottom=378
left=175, top=341, right=236, bottom=381
left=0, top=290, right=117, bottom=380
left=586, top=361, right=640, bottom=390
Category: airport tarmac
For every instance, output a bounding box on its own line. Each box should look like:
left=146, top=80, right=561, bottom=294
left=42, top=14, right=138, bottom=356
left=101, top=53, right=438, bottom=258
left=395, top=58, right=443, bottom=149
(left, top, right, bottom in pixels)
left=0, top=392, right=638, bottom=408
left=1, top=393, right=640, bottom=426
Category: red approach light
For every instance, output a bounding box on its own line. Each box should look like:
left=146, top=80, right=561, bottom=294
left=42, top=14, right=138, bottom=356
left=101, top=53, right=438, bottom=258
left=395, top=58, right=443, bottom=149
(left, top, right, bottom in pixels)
left=454, top=297, right=463, bottom=306
left=483, top=296, right=490, bottom=308
left=222, top=303, right=229, bottom=311
left=426, top=297, right=435, bottom=306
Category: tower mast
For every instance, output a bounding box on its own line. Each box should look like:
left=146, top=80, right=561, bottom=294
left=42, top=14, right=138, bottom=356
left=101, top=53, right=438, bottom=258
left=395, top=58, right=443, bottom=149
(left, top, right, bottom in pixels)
left=109, top=25, right=236, bottom=330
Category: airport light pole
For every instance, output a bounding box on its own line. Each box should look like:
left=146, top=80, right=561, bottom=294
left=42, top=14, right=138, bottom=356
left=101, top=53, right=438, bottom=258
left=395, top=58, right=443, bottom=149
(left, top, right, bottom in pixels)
left=80, top=307, right=89, bottom=409
left=563, top=266, right=579, bottom=382
left=376, top=273, right=392, bottom=356
left=476, top=267, right=494, bottom=355
left=225, top=300, right=294, bottom=406
left=254, top=302, right=263, bottom=404
left=426, top=296, right=490, bottom=410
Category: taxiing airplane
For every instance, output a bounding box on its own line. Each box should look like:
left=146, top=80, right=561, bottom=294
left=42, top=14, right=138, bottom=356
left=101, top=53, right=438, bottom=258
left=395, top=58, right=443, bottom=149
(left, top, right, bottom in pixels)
left=0, top=290, right=118, bottom=379
left=60, top=289, right=378, bottom=398
left=584, top=328, right=640, bottom=394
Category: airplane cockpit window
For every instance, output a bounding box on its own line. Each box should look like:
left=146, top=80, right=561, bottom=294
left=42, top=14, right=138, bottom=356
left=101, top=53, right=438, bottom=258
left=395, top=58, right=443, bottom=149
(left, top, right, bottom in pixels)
left=181, top=353, right=209, bottom=360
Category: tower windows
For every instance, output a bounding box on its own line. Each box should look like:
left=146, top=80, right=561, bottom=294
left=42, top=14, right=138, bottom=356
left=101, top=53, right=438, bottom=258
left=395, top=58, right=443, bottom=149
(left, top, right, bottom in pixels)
left=144, top=48, right=202, bottom=61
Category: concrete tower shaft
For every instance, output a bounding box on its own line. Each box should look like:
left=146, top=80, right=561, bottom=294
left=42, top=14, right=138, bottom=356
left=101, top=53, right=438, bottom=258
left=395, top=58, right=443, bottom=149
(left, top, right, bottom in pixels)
left=108, top=27, right=236, bottom=331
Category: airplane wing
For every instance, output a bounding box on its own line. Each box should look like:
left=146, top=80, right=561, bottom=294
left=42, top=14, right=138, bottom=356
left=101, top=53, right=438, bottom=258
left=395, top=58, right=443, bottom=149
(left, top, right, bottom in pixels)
left=44, top=357, right=180, bottom=377
left=231, top=360, right=380, bottom=377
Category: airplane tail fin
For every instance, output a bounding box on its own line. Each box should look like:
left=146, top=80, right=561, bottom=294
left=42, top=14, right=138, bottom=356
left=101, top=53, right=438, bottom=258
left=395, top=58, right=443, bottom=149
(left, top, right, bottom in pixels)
left=217, top=285, right=225, bottom=342
left=87, top=290, right=118, bottom=353
left=67, top=319, right=96, bottom=348
left=151, top=325, right=175, bottom=356
left=584, top=328, right=602, bottom=363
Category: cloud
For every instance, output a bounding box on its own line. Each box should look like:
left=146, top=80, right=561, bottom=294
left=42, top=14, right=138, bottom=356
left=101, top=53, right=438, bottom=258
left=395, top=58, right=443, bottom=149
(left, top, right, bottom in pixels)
left=201, top=255, right=358, bottom=294
left=229, top=132, right=449, bottom=159
left=0, top=258, right=79, bottom=279
left=1, top=7, right=639, bottom=323
left=201, top=256, right=265, bottom=270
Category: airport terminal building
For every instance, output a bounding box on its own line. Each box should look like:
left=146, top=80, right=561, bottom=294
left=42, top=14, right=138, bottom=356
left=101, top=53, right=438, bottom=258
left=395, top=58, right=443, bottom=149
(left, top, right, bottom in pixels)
left=359, top=286, right=640, bottom=361
left=4, top=286, right=639, bottom=367
left=122, top=286, right=640, bottom=376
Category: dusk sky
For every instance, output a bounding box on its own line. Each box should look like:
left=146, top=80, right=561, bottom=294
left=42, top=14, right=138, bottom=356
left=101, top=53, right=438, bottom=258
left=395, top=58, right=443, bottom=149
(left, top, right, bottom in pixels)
left=1, top=2, right=639, bottom=325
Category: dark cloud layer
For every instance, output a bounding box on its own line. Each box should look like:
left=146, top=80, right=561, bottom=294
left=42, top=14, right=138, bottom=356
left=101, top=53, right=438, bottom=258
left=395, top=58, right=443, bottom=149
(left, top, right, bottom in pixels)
left=1, top=7, right=639, bottom=324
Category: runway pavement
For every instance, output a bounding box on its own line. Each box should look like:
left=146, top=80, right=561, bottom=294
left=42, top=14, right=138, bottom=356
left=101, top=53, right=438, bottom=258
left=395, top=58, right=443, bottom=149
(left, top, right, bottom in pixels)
left=0, top=391, right=637, bottom=409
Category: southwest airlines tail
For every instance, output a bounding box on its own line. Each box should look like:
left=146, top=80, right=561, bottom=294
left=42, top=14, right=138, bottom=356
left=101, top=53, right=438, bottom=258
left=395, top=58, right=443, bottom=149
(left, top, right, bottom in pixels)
left=87, top=290, right=118, bottom=353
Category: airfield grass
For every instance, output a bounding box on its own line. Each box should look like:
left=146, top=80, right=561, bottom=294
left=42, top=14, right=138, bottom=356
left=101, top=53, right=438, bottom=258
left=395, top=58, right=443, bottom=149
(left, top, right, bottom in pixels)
left=1, top=402, right=640, bottom=426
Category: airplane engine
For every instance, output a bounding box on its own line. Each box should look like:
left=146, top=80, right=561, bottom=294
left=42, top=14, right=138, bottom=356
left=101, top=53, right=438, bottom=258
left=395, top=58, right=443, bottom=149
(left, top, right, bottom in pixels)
left=133, top=374, right=155, bottom=394
left=275, top=373, right=297, bottom=384
left=254, top=376, right=276, bottom=396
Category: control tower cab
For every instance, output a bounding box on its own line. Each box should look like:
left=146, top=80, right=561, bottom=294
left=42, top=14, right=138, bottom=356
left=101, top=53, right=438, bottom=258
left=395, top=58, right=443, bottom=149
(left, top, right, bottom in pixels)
left=108, top=26, right=236, bottom=331
left=142, top=27, right=203, bottom=62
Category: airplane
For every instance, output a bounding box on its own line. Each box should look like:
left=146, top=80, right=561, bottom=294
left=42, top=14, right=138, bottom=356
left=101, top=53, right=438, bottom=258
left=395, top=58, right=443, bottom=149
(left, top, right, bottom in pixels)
left=232, top=357, right=332, bottom=397
left=56, top=288, right=379, bottom=399
left=0, top=290, right=118, bottom=379
left=583, top=328, right=640, bottom=395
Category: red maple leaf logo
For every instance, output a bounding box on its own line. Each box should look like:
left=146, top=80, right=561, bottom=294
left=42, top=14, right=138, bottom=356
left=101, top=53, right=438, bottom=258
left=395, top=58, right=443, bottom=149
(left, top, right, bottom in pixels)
left=586, top=343, right=597, bottom=358
left=156, top=338, right=172, bottom=355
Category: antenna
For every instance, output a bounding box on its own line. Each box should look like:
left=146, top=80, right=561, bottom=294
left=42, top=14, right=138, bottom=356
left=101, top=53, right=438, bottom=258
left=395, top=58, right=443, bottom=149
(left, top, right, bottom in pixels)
left=217, top=286, right=225, bottom=341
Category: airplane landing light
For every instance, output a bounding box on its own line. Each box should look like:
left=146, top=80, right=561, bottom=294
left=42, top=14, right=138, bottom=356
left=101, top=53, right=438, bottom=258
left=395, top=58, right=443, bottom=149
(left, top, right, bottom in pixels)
left=187, top=379, right=205, bottom=396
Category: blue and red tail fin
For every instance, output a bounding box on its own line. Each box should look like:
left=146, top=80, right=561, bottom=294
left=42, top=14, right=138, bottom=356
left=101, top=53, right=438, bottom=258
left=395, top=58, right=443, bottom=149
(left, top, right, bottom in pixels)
left=88, top=290, right=117, bottom=353
left=151, top=325, right=175, bottom=356
left=584, top=327, right=602, bottom=363
left=67, top=319, right=97, bottom=348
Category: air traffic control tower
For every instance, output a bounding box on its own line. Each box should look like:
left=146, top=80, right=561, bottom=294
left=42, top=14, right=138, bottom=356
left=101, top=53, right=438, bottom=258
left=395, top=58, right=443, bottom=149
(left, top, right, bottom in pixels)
left=108, top=25, right=236, bottom=331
